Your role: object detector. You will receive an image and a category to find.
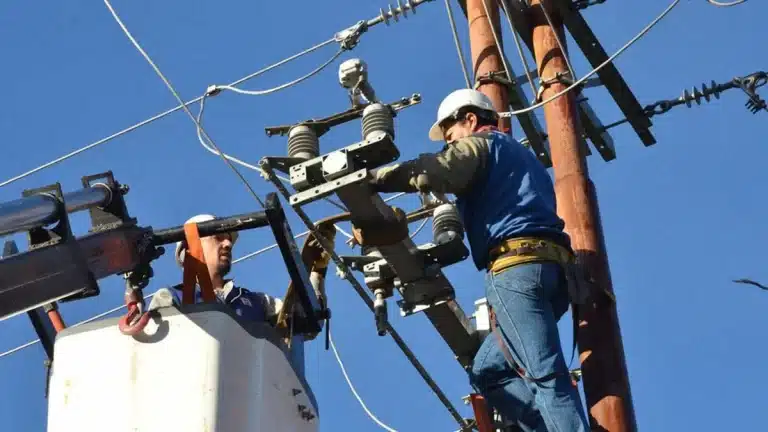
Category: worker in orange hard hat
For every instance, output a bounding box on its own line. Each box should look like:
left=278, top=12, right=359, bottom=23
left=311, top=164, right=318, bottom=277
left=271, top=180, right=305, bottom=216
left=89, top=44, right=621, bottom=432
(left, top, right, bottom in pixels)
left=358, top=88, right=589, bottom=431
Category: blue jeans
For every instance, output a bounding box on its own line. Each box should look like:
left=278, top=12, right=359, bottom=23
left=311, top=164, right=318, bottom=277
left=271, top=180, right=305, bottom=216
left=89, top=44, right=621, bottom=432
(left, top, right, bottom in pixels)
left=468, top=261, right=589, bottom=432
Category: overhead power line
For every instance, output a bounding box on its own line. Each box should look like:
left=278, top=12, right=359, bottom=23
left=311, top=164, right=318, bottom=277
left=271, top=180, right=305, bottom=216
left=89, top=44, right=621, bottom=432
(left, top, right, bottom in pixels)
left=1, top=0, right=438, bottom=189
left=0, top=37, right=337, bottom=189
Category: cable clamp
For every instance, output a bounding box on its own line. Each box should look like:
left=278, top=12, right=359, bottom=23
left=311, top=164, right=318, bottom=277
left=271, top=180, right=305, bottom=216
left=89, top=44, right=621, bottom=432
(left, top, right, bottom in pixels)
left=474, top=71, right=514, bottom=90
left=535, top=71, right=576, bottom=102
left=335, top=20, right=368, bottom=51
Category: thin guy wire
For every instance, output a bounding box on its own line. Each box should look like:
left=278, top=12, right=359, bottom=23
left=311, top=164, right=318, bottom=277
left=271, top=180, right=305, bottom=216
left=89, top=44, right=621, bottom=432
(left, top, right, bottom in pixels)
left=498, top=0, right=537, bottom=96
left=499, top=0, right=682, bottom=117
left=443, top=0, right=472, bottom=88
left=0, top=36, right=336, bottom=190
left=329, top=331, right=399, bottom=432
left=538, top=1, right=576, bottom=81
left=103, top=0, right=270, bottom=208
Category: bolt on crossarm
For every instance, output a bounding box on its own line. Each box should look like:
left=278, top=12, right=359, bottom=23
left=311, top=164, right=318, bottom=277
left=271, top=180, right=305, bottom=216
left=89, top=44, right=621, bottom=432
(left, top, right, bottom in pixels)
left=528, top=1, right=636, bottom=431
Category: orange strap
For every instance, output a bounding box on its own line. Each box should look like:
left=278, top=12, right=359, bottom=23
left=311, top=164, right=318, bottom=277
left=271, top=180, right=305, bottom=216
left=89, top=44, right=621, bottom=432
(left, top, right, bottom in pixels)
left=182, top=223, right=216, bottom=304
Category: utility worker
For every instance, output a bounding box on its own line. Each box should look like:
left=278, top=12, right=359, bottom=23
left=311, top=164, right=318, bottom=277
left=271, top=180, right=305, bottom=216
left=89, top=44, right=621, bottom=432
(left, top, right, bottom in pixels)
left=170, top=214, right=335, bottom=330
left=360, top=89, right=589, bottom=431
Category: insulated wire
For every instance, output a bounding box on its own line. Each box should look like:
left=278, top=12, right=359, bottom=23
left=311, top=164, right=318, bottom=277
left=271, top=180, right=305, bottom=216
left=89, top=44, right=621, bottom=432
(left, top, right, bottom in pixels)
left=708, top=0, right=747, bottom=6
left=102, top=0, right=272, bottom=208
left=194, top=94, right=348, bottom=212
left=212, top=48, right=343, bottom=97
left=0, top=37, right=338, bottom=189
left=329, top=332, right=399, bottom=432
left=443, top=0, right=472, bottom=88
left=499, top=0, right=682, bottom=118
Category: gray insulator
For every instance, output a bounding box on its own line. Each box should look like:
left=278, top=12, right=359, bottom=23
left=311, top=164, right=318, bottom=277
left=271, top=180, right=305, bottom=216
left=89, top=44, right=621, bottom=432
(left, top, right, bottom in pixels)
left=361, top=103, right=395, bottom=141
left=432, top=203, right=464, bottom=245
left=287, top=125, right=319, bottom=160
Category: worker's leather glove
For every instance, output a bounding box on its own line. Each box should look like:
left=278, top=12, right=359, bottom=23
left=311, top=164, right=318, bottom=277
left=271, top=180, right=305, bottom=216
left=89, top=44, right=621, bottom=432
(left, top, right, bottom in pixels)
left=306, top=223, right=337, bottom=270
left=351, top=206, right=409, bottom=247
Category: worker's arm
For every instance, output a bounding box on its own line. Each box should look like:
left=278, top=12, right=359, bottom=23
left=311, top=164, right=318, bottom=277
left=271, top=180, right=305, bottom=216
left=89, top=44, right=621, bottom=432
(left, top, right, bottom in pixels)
left=262, top=293, right=284, bottom=320
left=370, top=134, right=491, bottom=196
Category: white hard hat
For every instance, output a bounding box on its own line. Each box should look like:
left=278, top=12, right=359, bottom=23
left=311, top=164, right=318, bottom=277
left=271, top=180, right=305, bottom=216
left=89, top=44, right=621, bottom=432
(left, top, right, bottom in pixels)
left=174, top=214, right=239, bottom=267
left=428, top=89, right=497, bottom=141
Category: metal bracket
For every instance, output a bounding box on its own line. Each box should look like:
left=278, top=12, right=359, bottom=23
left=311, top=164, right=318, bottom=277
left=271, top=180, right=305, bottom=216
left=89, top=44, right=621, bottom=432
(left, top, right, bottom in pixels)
left=3, top=240, right=57, bottom=361
left=264, top=94, right=422, bottom=138
left=22, top=183, right=100, bottom=303
left=277, top=131, right=399, bottom=192
left=81, top=171, right=135, bottom=232
left=264, top=192, right=325, bottom=335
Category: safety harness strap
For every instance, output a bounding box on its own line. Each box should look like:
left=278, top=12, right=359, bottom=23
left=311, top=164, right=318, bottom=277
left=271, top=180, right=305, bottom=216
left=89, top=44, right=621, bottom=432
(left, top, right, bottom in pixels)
left=181, top=222, right=216, bottom=305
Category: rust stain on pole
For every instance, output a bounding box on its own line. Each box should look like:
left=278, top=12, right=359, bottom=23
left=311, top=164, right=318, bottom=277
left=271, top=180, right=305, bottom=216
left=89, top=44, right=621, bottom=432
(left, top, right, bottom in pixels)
left=465, top=0, right=511, bottom=132
left=528, top=1, right=637, bottom=431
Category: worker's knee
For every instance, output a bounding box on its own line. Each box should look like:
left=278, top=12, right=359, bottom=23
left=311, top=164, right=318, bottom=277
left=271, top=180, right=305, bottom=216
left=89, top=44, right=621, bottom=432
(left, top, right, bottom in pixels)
left=469, top=336, right=517, bottom=392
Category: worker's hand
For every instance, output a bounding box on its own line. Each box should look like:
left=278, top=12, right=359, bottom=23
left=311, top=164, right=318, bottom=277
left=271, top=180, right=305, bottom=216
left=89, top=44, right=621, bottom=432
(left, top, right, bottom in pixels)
left=351, top=206, right=409, bottom=247
left=306, top=223, right=336, bottom=270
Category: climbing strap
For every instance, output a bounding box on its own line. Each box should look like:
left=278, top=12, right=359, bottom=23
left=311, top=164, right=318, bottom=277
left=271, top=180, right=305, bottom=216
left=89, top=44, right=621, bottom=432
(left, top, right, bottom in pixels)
left=181, top=222, right=216, bottom=305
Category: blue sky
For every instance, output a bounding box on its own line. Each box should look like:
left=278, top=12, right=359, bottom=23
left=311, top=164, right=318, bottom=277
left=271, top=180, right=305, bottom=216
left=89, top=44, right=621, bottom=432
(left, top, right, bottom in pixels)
left=0, top=1, right=766, bottom=431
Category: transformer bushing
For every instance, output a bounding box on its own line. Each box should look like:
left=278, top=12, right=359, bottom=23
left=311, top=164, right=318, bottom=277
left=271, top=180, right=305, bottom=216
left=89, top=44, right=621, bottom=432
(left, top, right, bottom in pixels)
left=287, top=125, right=320, bottom=161
left=361, top=103, right=395, bottom=141
left=431, top=203, right=464, bottom=245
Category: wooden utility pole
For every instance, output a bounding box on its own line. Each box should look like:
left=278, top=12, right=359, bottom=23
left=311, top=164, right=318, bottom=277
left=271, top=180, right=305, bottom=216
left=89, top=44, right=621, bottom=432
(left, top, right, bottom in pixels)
left=465, top=0, right=510, bottom=132
left=528, top=1, right=636, bottom=430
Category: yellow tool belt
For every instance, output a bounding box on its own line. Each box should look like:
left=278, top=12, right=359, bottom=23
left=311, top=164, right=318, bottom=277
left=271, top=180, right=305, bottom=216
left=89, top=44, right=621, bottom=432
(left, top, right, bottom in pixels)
left=487, top=236, right=573, bottom=274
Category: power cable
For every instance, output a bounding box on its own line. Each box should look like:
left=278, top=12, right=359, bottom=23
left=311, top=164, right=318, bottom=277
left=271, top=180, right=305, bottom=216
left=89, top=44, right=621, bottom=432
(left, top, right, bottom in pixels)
left=708, top=0, right=747, bottom=6
left=329, top=332, right=399, bottom=432
left=209, top=48, right=343, bottom=97
left=0, top=0, right=437, bottom=189
left=0, top=37, right=338, bottom=190
left=103, top=0, right=273, bottom=208
left=498, top=0, right=682, bottom=118
left=443, top=0, right=472, bottom=89
left=194, top=93, right=348, bottom=212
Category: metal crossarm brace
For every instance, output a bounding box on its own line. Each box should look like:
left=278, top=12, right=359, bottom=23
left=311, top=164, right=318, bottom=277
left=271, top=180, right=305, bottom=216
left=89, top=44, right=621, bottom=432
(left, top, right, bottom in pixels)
left=550, top=0, right=655, bottom=146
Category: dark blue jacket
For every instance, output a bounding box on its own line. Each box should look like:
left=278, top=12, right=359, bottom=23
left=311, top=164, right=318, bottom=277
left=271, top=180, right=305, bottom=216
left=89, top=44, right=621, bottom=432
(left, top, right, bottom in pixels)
left=170, top=280, right=280, bottom=323
left=455, top=130, right=569, bottom=269
left=371, top=129, right=570, bottom=270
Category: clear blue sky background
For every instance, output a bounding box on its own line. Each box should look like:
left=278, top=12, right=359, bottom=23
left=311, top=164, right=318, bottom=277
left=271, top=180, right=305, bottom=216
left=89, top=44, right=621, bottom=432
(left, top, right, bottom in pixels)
left=0, top=1, right=765, bottom=431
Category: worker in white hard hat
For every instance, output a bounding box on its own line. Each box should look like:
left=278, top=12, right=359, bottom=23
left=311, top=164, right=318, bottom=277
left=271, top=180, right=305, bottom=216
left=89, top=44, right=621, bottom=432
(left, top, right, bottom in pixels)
left=359, top=88, right=589, bottom=431
left=169, top=214, right=335, bottom=328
